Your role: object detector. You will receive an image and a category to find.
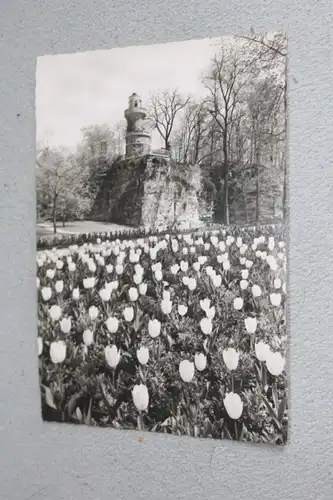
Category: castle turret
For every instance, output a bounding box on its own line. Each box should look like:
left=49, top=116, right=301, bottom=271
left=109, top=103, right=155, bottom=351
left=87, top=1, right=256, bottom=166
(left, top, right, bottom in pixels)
left=124, top=93, right=151, bottom=157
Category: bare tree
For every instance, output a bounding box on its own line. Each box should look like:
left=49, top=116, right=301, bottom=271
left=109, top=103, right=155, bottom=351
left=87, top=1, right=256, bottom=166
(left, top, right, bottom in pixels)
left=203, top=43, right=258, bottom=225
left=148, top=90, right=191, bottom=151
left=76, top=122, right=126, bottom=200
left=36, top=145, right=89, bottom=233
left=173, top=101, right=211, bottom=163
left=237, top=31, right=287, bottom=220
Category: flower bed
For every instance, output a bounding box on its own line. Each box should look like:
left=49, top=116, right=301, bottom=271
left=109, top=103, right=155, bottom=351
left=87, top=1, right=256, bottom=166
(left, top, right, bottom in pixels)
left=36, top=224, right=287, bottom=445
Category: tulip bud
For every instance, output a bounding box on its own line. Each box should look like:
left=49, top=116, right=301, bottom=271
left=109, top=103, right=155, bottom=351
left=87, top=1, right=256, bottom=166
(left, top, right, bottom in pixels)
left=128, top=287, right=139, bottom=302
left=41, top=287, right=52, bottom=302
left=89, top=306, right=99, bottom=321
left=104, top=345, right=120, bottom=369
left=60, top=317, right=71, bottom=334
left=252, top=285, right=262, bottom=298
left=179, top=360, right=195, bottom=382
left=223, top=348, right=239, bottom=371
left=161, top=299, right=172, bottom=315
left=49, top=304, right=62, bottom=321
left=200, top=317, right=212, bottom=335
left=132, top=384, right=149, bottom=412
left=270, top=293, right=282, bottom=307
left=137, top=346, right=149, bottom=365
left=194, top=353, right=207, bottom=371
left=99, top=288, right=111, bottom=302
left=223, top=392, right=243, bottom=420
left=123, top=306, right=134, bottom=322
left=233, top=297, right=243, bottom=310
left=148, top=319, right=161, bottom=339
left=50, top=340, right=66, bottom=364
left=106, top=316, right=119, bottom=333
left=255, top=341, right=270, bottom=362
left=83, top=329, right=94, bottom=346
left=244, top=316, right=257, bottom=334
left=178, top=305, right=188, bottom=316
left=139, top=283, right=147, bottom=296
left=266, top=350, right=285, bottom=376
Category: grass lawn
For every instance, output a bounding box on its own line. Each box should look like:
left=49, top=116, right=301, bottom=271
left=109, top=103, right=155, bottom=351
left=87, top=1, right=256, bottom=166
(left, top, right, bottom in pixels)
left=37, top=220, right=134, bottom=237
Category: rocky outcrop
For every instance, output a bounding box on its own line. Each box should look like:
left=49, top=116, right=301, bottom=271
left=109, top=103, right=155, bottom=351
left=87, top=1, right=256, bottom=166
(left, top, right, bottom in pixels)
left=91, top=154, right=212, bottom=230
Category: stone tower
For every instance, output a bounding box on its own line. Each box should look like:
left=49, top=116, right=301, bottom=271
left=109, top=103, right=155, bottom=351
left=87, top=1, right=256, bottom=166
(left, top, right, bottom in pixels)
left=124, top=93, right=151, bottom=157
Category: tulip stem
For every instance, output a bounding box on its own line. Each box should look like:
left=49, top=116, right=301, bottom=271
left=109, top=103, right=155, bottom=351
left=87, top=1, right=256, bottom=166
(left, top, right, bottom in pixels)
left=234, top=420, right=239, bottom=440
left=231, top=376, right=235, bottom=393
left=137, top=412, right=144, bottom=431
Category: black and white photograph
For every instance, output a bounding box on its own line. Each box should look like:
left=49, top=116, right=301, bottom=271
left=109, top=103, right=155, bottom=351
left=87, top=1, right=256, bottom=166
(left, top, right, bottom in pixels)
left=36, top=32, right=288, bottom=445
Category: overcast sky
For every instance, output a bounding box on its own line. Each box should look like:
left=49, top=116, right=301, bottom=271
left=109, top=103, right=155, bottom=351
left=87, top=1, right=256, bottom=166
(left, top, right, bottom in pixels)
left=36, top=36, right=237, bottom=152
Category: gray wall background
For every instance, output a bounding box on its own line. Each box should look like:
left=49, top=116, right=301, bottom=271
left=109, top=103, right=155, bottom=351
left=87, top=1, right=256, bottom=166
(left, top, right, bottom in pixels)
left=1, top=1, right=333, bottom=499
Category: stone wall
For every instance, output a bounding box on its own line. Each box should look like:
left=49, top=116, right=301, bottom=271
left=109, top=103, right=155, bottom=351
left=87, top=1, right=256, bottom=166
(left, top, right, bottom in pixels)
left=91, top=154, right=213, bottom=230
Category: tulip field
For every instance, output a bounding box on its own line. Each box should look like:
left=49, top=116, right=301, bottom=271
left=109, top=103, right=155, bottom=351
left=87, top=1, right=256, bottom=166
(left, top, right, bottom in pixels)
left=36, top=225, right=288, bottom=445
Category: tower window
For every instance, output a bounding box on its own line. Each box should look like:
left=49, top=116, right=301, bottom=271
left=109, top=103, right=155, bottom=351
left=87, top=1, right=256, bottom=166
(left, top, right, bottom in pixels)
left=134, top=101, right=138, bottom=107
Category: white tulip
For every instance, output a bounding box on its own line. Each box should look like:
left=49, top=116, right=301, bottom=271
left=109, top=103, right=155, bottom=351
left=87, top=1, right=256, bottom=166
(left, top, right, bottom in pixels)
left=241, top=269, right=249, bottom=280
left=223, top=392, right=243, bottom=420
left=240, top=279, right=248, bottom=290
left=194, top=353, right=207, bottom=371
left=179, top=360, right=195, bottom=382
left=41, top=287, right=52, bottom=302
left=223, top=348, right=239, bottom=371
left=244, top=316, right=257, bottom=334
left=223, top=260, right=231, bottom=271
left=88, top=306, right=99, bottom=321
left=206, top=306, right=216, bottom=320
left=60, top=317, right=71, bottom=334
left=104, top=344, right=120, bottom=369
left=266, top=350, right=285, bottom=376
left=55, top=280, right=64, bottom=294
left=270, top=293, right=282, bottom=307
left=233, top=297, right=243, bottom=311
left=200, top=317, right=213, bottom=335
left=106, top=316, right=119, bottom=333
left=180, top=261, right=188, bottom=272
left=178, top=305, right=188, bottom=316
left=46, top=269, right=55, bottom=280
left=128, top=287, right=139, bottom=302
left=49, top=304, right=62, bottom=321
left=99, top=288, right=111, bottom=302
left=50, top=340, right=66, bottom=364
left=37, top=337, right=43, bottom=356
left=132, top=384, right=149, bottom=412
left=123, top=307, right=134, bottom=322
left=137, top=346, right=149, bottom=365
left=255, top=341, right=270, bottom=362
left=83, top=277, right=95, bottom=289
left=161, top=299, right=172, bottom=315
left=148, top=319, right=161, bottom=339
left=200, top=298, right=211, bottom=312
left=252, top=285, right=262, bottom=298
left=83, top=329, right=94, bottom=346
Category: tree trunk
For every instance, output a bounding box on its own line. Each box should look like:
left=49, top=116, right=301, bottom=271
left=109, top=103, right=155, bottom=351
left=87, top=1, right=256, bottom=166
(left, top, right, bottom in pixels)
left=223, top=129, right=230, bottom=226
left=52, top=196, right=57, bottom=234
left=282, top=57, right=288, bottom=222
left=255, top=149, right=260, bottom=226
